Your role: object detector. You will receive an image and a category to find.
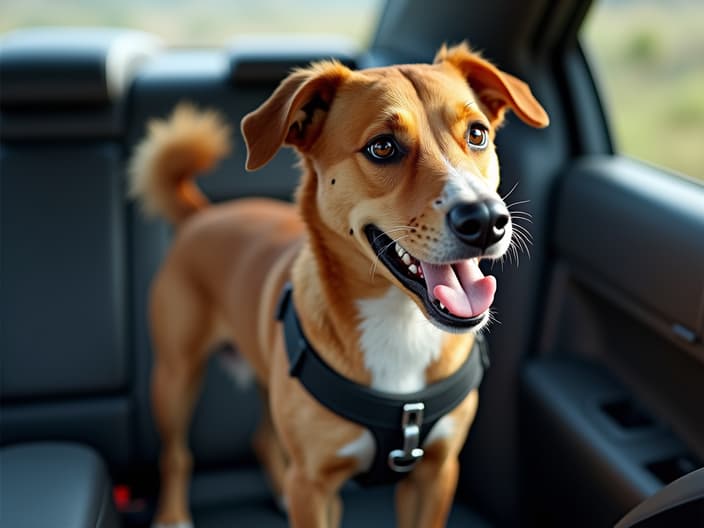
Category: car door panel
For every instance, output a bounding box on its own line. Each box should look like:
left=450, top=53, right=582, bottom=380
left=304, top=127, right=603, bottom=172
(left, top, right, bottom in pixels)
left=555, top=156, right=704, bottom=338
left=521, top=155, right=704, bottom=527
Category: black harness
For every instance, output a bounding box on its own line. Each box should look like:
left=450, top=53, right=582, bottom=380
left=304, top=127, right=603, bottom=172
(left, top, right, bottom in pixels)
left=276, top=283, right=489, bottom=486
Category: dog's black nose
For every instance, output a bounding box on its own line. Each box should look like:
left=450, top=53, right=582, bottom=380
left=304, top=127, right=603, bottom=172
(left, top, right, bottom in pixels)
left=447, top=199, right=509, bottom=250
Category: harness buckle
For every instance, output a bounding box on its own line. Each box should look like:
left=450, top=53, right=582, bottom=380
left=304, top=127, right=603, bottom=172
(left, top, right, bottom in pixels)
left=388, top=402, right=425, bottom=473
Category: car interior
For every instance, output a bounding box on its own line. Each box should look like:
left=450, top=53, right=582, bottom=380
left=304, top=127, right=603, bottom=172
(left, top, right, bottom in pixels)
left=1, top=0, right=702, bottom=527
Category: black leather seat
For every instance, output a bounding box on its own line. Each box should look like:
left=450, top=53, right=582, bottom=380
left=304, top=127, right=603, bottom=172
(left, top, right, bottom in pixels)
left=0, top=443, right=120, bottom=528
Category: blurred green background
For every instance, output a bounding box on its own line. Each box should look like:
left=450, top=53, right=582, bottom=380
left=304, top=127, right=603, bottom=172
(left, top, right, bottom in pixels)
left=2, top=0, right=702, bottom=182
left=0, top=0, right=381, bottom=45
left=583, top=0, right=704, bottom=182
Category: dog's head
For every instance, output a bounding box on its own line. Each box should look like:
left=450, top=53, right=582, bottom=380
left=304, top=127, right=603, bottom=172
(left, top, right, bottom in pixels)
left=242, top=43, right=548, bottom=332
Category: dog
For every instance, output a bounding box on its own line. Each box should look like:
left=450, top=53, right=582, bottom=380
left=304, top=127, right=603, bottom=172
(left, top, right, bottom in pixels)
left=129, top=42, right=548, bottom=528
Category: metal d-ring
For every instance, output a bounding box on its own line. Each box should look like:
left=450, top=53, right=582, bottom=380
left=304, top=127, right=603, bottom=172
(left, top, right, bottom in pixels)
left=388, top=402, right=425, bottom=472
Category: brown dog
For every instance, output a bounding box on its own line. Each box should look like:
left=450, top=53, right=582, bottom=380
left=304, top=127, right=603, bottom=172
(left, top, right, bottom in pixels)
left=130, top=43, right=548, bottom=528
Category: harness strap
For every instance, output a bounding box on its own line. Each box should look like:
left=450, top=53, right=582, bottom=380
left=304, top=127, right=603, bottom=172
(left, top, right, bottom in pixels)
left=277, top=283, right=489, bottom=485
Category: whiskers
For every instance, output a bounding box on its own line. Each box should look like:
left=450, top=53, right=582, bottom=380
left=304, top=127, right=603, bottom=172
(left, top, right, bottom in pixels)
left=506, top=199, right=533, bottom=268
left=368, top=226, right=413, bottom=280
left=477, top=307, right=501, bottom=335
left=495, top=185, right=534, bottom=269
left=501, top=180, right=521, bottom=202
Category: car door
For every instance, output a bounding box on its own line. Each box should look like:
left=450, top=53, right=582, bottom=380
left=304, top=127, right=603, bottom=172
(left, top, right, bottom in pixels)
left=519, top=1, right=704, bottom=526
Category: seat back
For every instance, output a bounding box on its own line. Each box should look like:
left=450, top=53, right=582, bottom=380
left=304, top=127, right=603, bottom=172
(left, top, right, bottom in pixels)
left=0, top=28, right=159, bottom=466
left=0, top=27, right=358, bottom=475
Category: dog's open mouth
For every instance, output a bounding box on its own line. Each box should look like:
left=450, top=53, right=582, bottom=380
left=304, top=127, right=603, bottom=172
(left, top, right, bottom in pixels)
left=365, top=225, right=496, bottom=329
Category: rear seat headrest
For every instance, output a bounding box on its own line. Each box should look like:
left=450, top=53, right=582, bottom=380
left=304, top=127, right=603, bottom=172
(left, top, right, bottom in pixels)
left=229, top=34, right=357, bottom=85
left=0, top=28, right=162, bottom=108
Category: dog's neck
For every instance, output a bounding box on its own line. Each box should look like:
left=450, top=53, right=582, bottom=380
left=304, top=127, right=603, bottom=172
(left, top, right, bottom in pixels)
left=290, top=159, right=473, bottom=391
left=290, top=166, right=381, bottom=384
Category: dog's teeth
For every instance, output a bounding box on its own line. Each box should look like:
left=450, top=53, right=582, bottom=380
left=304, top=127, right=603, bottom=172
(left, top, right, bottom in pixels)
left=395, top=243, right=403, bottom=255
left=402, top=254, right=412, bottom=265
left=439, top=302, right=445, bottom=310
left=408, top=264, right=418, bottom=274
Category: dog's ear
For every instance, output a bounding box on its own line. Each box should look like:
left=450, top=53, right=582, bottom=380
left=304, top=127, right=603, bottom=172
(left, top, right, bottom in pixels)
left=241, top=61, right=351, bottom=171
left=435, top=43, right=549, bottom=128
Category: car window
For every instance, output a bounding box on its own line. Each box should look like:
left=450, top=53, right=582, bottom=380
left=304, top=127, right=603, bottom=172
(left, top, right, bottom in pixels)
left=582, top=0, right=704, bottom=183
left=0, top=0, right=384, bottom=47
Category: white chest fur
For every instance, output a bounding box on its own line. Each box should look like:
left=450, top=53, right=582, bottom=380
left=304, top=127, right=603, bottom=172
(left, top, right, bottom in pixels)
left=356, top=287, right=444, bottom=393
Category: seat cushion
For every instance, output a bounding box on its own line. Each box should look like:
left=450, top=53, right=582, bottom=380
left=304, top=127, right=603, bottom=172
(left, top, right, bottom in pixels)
left=190, top=468, right=492, bottom=527
left=0, top=442, right=119, bottom=528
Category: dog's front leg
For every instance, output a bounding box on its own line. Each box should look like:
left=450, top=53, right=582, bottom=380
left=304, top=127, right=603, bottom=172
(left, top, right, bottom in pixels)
left=395, top=390, right=479, bottom=528
left=395, top=453, right=460, bottom=528
left=284, top=464, right=345, bottom=528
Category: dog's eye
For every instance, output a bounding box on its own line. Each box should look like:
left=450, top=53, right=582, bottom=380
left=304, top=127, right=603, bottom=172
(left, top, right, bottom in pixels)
left=363, top=136, right=402, bottom=163
left=466, top=124, right=489, bottom=150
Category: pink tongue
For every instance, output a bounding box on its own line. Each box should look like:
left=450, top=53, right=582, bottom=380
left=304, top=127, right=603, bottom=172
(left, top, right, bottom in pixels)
left=420, top=260, right=496, bottom=318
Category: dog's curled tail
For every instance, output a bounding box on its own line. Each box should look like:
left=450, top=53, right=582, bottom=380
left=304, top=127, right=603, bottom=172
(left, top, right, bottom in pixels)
left=128, top=103, right=231, bottom=225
